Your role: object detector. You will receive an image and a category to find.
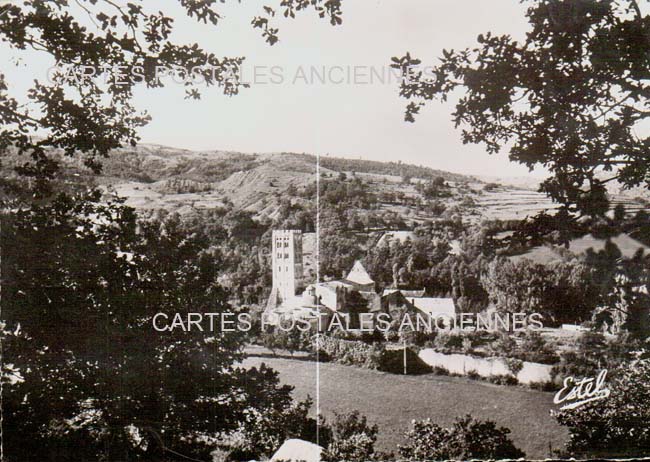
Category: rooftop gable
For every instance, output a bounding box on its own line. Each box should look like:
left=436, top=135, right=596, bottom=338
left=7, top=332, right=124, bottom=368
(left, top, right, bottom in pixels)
left=407, top=297, right=456, bottom=317
left=346, top=260, right=374, bottom=286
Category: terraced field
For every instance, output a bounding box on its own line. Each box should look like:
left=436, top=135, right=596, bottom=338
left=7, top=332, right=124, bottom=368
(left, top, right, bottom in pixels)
left=476, top=187, right=647, bottom=221
left=475, top=188, right=558, bottom=221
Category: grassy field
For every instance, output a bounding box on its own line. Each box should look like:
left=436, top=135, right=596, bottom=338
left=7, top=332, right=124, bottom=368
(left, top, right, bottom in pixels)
left=241, top=351, right=568, bottom=459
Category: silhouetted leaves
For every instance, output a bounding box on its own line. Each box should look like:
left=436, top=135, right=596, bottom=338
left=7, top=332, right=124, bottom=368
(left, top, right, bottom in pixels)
left=393, top=0, right=650, bottom=220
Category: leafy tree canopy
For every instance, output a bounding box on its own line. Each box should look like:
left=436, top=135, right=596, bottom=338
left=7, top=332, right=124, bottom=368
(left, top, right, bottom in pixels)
left=393, top=0, right=650, bottom=220
left=0, top=0, right=342, bottom=195
left=554, top=355, right=650, bottom=457
left=1, top=191, right=317, bottom=461
left=398, top=414, right=525, bottom=460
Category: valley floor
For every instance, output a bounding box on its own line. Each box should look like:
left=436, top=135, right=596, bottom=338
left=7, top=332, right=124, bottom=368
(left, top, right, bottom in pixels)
left=241, top=347, right=569, bottom=459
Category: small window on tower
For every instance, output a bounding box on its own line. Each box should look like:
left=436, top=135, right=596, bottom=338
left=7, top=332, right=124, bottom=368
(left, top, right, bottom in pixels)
left=278, top=266, right=281, bottom=272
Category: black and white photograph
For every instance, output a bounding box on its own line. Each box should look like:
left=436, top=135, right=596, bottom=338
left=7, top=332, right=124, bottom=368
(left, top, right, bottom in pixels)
left=1, top=1, right=650, bottom=461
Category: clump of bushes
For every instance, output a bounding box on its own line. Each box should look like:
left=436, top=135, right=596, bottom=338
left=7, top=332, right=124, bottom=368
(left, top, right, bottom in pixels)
left=379, top=348, right=433, bottom=375
left=487, top=374, right=519, bottom=386
left=485, top=332, right=518, bottom=357
left=528, top=380, right=559, bottom=392
left=429, top=329, right=560, bottom=366
left=360, top=328, right=385, bottom=344
left=432, top=331, right=467, bottom=353
left=551, top=331, right=637, bottom=382
left=321, top=411, right=389, bottom=462
left=462, top=370, right=518, bottom=387
left=517, top=331, right=559, bottom=364
left=483, top=182, right=502, bottom=191
left=553, top=357, right=650, bottom=458
left=431, top=365, right=450, bottom=376
left=314, top=336, right=386, bottom=369
left=259, top=327, right=313, bottom=356
left=503, top=357, right=523, bottom=375
left=398, top=414, right=525, bottom=460
left=429, top=330, right=503, bottom=356
left=399, top=328, right=437, bottom=347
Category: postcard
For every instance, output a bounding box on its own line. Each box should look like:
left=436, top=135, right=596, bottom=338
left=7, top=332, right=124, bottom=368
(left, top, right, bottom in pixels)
left=1, top=1, right=649, bottom=461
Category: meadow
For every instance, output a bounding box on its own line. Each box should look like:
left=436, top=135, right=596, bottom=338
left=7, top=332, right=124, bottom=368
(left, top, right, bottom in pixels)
left=241, top=351, right=569, bottom=459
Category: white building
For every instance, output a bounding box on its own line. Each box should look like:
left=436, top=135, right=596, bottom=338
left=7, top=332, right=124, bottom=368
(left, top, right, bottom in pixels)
left=271, top=229, right=304, bottom=302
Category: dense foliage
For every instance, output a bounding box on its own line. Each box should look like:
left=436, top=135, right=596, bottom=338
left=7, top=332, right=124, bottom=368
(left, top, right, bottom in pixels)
left=314, top=335, right=386, bottom=369
left=551, top=331, right=640, bottom=381
left=554, top=356, right=650, bottom=458
left=0, top=0, right=341, bottom=197
left=1, top=192, right=316, bottom=461
left=314, top=155, right=472, bottom=183
left=321, top=411, right=385, bottom=462
left=394, top=0, right=650, bottom=220
left=398, top=414, right=525, bottom=460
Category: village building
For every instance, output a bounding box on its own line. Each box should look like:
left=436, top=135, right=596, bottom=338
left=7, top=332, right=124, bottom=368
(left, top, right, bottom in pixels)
left=382, top=287, right=455, bottom=320
left=264, top=229, right=457, bottom=330
left=270, top=439, right=323, bottom=462
left=405, top=296, right=456, bottom=319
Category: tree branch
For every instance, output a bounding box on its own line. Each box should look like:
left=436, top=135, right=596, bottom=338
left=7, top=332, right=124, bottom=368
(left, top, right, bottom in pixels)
left=0, top=105, right=42, bottom=126
left=630, top=0, right=642, bottom=20
left=74, top=0, right=99, bottom=28
left=99, top=0, right=143, bottom=52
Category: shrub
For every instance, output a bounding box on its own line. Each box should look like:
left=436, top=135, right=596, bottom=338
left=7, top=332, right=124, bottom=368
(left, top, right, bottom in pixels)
left=486, top=332, right=518, bottom=357
left=433, top=331, right=466, bottom=353
left=398, top=415, right=525, bottom=460
left=518, top=330, right=559, bottom=364
left=504, top=357, right=523, bottom=375
left=461, top=337, right=473, bottom=354
left=431, top=365, right=450, bottom=376
left=210, top=397, right=318, bottom=461
left=432, top=330, right=501, bottom=355
left=314, top=349, right=332, bottom=363
left=329, top=325, right=355, bottom=340
left=400, top=328, right=435, bottom=347
left=322, top=411, right=386, bottom=462
left=464, top=330, right=499, bottom=348
left=551, top=332, right=635, bottom=382
left=314, top=336, right=386, bottom=369
left=487, top=374, right=518, bottom=386
left=528, top=380, right=559, bottom=392
left=379, top=348, right=433, bottom=375
left=385, top=330, right=400, bottom=342
left=360, top=328, right=385, bottom=344
left=261, top=327, right=311, bottom=356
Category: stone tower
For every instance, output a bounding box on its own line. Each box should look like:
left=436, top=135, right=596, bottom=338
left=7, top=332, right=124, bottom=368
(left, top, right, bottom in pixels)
left=272, top=230, right=304, bottom=302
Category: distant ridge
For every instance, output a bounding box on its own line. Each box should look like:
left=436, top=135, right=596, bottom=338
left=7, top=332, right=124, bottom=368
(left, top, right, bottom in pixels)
left=297, top=152, right=477, bottom=183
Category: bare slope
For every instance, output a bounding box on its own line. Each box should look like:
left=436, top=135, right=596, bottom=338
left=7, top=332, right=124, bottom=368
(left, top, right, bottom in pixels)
left=91, top=145, right=478, bottom=217
left=6, top=143, right=645, bottom=223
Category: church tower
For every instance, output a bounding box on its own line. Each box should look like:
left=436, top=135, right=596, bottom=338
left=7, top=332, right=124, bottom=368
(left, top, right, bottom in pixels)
left=272, top=230, right=304, bottom=302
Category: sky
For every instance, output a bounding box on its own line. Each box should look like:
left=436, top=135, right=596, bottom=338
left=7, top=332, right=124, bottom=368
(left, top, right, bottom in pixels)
left=3, top=1, right=547, bottom=178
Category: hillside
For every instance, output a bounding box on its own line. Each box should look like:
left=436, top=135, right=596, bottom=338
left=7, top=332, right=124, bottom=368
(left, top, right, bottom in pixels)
left=82, top=145, right=485, bottom=220
left=3, top=144, right=647, bottom=225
